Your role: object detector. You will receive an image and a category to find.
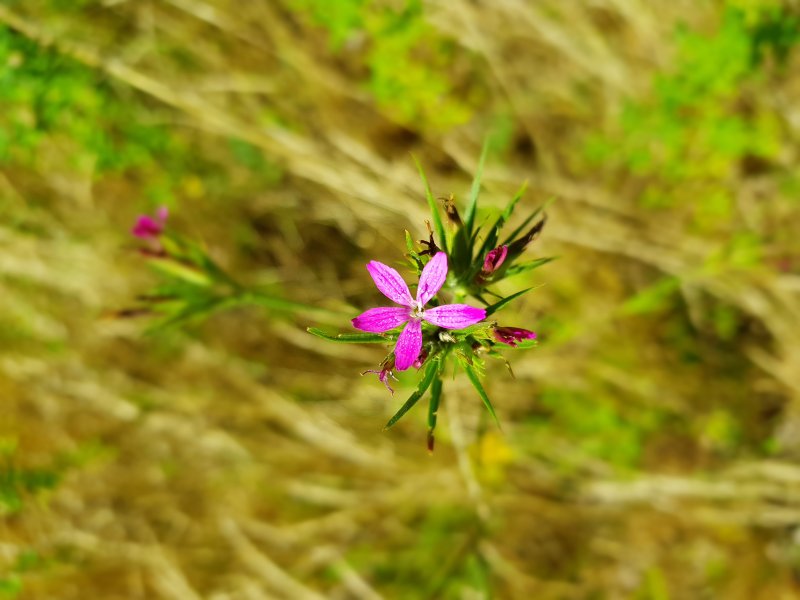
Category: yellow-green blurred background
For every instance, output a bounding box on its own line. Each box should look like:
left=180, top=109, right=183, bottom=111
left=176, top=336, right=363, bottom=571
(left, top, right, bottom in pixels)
left=2, top=1, right=800, bottom=598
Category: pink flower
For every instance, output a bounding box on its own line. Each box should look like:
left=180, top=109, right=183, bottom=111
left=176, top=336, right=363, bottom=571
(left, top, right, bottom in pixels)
left=352, top=252, right=486, bottom=371
left=132, top=206, right=168, bottom=240
left=493, top=326, right=536, bottom=347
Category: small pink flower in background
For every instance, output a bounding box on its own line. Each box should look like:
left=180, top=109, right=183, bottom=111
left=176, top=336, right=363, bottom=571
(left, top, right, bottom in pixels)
left=352, top=252, right=486, bottom=371
left=493, top=326, right=536, bottom=347
left=482, top=245, right=508, bottom=275
left=132, top=206, right=169, bottom=240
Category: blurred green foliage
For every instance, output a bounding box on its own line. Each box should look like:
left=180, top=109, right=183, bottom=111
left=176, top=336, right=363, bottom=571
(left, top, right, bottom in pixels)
left=0, top=439, right=59, bottom=515
left=0, top=26, right=186, bottom=181
left=349, top=506, right=487, bottom=599
left=584, top=4, right=798, bottom=225
left=527, top=388, right=663, bottom=470
left=289, top=0, right=475, bottom=128
left=0, top=550, right=47, bottom=600
left=0, top=25, right=283, bottom=210
left=0, top=0, right=798, bottom=597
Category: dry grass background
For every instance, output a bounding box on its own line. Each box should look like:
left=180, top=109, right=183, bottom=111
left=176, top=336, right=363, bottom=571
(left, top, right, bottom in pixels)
left=2, top=0, right=800, bottom=598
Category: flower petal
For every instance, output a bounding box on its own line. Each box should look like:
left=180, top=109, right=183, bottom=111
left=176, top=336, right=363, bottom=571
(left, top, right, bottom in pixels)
left=416, top=252, right=448, bottom=305
left=366, top=261, right=413, bottom=306
left=423, top=304, right=486, bottom=329
left=394, top=319, right=422, bottom=371
left=352, top=307, right=410, bottom=333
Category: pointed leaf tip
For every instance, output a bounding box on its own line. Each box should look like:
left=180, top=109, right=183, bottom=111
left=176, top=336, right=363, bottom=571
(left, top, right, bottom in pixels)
left=384, top=359, right=439, bottom=429
left=464, top=365, right=502, bottom=430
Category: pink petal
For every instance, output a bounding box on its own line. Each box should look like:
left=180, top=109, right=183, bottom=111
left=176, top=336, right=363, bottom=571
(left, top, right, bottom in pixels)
left=416, top=252, right=448, bottom=305
left=156, top=206, right=169, bottom=223
left=423, top=304, right=486, bottom=329
left=352, top=307, right=410, bottom=333
left=394, top=319, right=422, bottom=371
left=366, top=261, right=413, bottom=306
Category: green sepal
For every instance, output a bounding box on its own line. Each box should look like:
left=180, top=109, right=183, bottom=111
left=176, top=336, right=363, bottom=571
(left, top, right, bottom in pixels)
left=384, top=358, right=440, bottom=430
left=507, top=338, right=538, bottom=350
left=307, top=328, right=391, bottom=344
left=464, top=365, right=501, bottom=429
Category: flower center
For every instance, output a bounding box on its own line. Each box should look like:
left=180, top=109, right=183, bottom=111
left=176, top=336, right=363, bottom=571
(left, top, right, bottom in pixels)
left=410, top=302, right=425, bottom=320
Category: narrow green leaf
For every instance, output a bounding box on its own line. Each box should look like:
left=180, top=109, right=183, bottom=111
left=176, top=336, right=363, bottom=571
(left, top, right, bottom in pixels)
left=502, top=197, right=554, bottom=245
left=384, top=359, right=440, bottom=430
left=484, top=286, right=535, bottom=317
left=466, top=183, right=531, bottom=286
left=450, top=226, right=472, bottom=279
left=148, top=258, right=212, bottom=287
left=464, top=365, right=501, bottom=429
left=503, top=257, right=556, bottom=277
left=475, top=180, right=529, bottom=261
left=145, top=296, right=224, bottom=334
left=501, top=207, right=542, bottom=246
left=238, top=292, right=339, bottom=316
left=307, top=328, right=390, bottom=344
left=405, top=229, right=415, bottom=254
left=502, top=180, right=528, bottom=222
left=426, top=375, right=443, bottom=452
left=413, top=156, right=447, bottom=254
left=464, top=138, right=490, bottom=236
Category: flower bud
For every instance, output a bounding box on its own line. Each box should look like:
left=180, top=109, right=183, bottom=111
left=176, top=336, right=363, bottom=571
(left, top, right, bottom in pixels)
left=493, top=326, right=536, bottom=347
left=482, top=245, right=508, bottom=275
left=132, top=207, right=169, bottom=240
left=412, top=348, right=429, bottom=370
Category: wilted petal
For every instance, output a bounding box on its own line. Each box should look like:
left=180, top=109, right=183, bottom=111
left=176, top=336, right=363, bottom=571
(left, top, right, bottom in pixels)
left=352, top=307, right=410, bottom=333
left=394, top=319, right=422, bottom=371
left=416, top=252, right=448, bottom=305
left=367, top=261, right=413, bottom=306
left=423, top=304, right=486, bottom=329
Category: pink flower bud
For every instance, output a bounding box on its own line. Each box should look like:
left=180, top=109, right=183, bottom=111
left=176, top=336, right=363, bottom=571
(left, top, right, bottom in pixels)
left=493, top=326, right=536, bottom=347
left=412, top=348, right=429, bottom=370
left=482, top=245, right=508, bottom=275
left=132, top=207, right=168, bottom=240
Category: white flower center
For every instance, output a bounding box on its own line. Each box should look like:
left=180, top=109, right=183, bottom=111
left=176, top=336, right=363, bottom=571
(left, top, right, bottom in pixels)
left=410, top=301, right=425, bottom=319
